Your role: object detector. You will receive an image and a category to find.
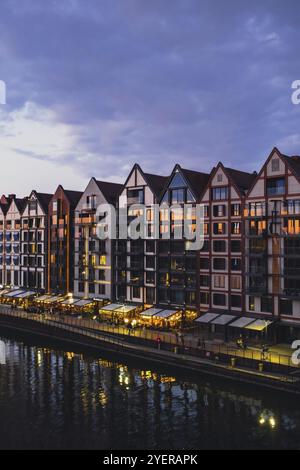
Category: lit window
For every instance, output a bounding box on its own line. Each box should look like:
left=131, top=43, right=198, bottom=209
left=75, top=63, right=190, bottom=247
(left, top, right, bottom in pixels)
left=100, top=256, right=107, bottom=266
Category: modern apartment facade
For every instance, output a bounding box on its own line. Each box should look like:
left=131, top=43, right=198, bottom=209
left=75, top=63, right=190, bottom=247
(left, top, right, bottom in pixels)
left=48, top=186, right=82, bottom=294
left=74, top=178, right=122, bottom=300
left=1, top=146, right=300, bottom=338
left=0, top=195, right=12, bottom=286
left=115, top=164, right=167, bottom=306
left=200, top=163, right=256, bottom=314
left=245, top=148, right=300, bottom=339
left=157, top=165, right=210, bottom=312
left=0, top=195, right=27, bottom=287
left=21, top=191, right=52, bottom=292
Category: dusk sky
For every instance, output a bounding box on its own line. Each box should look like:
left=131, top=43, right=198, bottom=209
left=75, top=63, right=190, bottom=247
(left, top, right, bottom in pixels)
left=0, top=0, right=300, bottom=196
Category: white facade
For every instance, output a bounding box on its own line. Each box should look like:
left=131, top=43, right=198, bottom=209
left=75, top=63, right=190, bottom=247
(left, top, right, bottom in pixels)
left=74, top=178, right=119, bottom=300
left=20, top=191, right=50, bottom=291
left=246, top=148, right=300, bottom=322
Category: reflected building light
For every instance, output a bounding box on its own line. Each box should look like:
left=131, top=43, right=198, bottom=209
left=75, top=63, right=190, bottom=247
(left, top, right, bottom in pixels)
left=37, top=350, right=42, bottom=367
left=258, top=411, right=277, bottom=429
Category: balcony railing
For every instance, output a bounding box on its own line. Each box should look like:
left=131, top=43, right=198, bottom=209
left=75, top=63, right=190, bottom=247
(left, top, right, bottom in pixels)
left=283, top=289, right=300, bottom=299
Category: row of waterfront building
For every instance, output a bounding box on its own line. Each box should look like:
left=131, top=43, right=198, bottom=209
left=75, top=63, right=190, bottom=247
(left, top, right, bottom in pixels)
left=1, top=147, right=300, bottom=339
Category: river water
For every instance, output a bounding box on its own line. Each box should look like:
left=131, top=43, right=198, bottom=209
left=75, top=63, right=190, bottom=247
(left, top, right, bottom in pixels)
left=0, top=332, right=299, bottom=450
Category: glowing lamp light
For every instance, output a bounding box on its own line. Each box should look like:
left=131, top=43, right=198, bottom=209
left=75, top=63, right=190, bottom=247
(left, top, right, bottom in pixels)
left=269, top=417, right=276, bottom=428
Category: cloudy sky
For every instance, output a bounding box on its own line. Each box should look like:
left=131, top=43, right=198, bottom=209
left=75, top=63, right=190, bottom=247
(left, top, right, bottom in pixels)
left=0, top=0, right=300, bottom=196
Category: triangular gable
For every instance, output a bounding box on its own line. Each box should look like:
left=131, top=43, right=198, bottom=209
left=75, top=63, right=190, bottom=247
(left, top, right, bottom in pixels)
left=159, top=164, right=198, bottom=202
left=6, top=198, right=22, bottom=217
left=202, top=163, right=245, bottom=201
left=246, top=147, right=298, bottom=198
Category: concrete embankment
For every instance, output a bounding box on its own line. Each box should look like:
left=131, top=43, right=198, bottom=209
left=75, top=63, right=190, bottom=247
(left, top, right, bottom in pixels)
left=0, top=312, right=299, bottom=395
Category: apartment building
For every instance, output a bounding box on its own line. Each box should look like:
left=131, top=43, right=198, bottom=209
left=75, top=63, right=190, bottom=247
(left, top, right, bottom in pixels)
left=200, top=163, right=256, bottom=314
left=245, top=148, right=300, bottom=339
left=157, top=165, right=210, bottom=312
left=74, top=178, right=122, bottom=300
left=1, top=195, right=27, bottom=287
left=115, top=164, right=167, bottom=305
left=48, top=186, right=82, bottom=294
left=20, top=191, right=52, bottom=291
left=0, top=195, right=11, bottom=286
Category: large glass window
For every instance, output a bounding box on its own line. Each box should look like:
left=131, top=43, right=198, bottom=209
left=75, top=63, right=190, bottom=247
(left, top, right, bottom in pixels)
left=266, top=177, right=285, bottom=196
left=213, top=240, right=226, bottom=252
left=213, top=205, right=226, bottom=217
left=231, top=295, right=241, bottom=308
left=261, top=297, right=273, bottom=313
left=280, top=298, right=293, bottom=315
left=171, top=189, right=185, bottom=204
left=231, top=204, right=241, bottom=216
left=200, top=292, right=210, bottom=305
left=231, top=258, right=241, bottom=271
left=212, top=187, right=228, bottom=200
left=169, top=172, right=186, bottom=188
left=213, top=258, right=226, bottom=270
left=127, top=189, right=144, bottom=204
left=213, top=223, right=226, bottom=235
left=213, top=293, right=226, bottom=306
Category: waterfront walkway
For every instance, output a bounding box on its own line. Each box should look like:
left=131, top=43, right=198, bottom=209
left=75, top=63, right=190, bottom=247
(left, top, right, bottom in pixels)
left=45, top=314, right=296, bottom=368
left=0, top=305, right=296, bottom=372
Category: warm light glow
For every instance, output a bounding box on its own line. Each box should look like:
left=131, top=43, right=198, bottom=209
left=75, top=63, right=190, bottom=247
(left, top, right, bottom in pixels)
left=269, top=417, right=276, bottom=428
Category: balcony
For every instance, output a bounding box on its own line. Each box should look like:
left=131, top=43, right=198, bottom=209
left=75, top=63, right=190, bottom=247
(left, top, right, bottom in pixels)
left=246, top=286, right=268, bottom=295
left=75, top=215, right=96, bottom=225
left=128, top=277, right=143, bottom=286
left=283, top=289, right=300, bottom=299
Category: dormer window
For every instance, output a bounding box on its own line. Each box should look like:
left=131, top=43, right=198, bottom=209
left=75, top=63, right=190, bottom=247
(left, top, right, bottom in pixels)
left=217, top=173, right=223, bottom=183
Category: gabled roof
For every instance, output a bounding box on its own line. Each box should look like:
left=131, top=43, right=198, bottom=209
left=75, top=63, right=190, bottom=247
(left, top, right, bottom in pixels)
left=94, top=179, right=123, bottom=205
left=0, top=202, right=9, bottom=216
left=63, top=189, right=83, bottom=209
left=161, top=164, right=210, bottom=201
left=246, top=147, right=300, bottom=197
left=224, top=167, right=257, bottom=194
left=122, top=164, right=168, bottom=199
left=29, top=191, right=53, bottom=213
left=143, top=172, right=169, bottom=198
left=282, top=154, right=300, bottom=179
left=180, top=167, right=210, bottom=199
left=205, top=162, right=256, bottom=198
left=14, top=197, right=28, bottom=214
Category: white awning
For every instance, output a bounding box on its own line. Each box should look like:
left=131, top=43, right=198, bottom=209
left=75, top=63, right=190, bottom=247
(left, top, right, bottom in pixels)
left=115, top=304, right=137, bottom=314
left=43, top=296, right=65, bottom=304
left=154, top=309, right=179, bottom=319
left=229, top=317, right=256, bottom=329
left=15, top=291, right=36, bottom=299
left=195, top=312, right=220, bottom=324
left=35, top=295, right=52, bottom=302
left=210, top=314, right=236, bottom=326
left=0, top=289, right=11, bottom=296
left=141, top=308, right=163, bottom=317
left=5, top=289, right=25, bottom=298
left=61, top=298, right=80, bottom=306
left=101, top=303, right=121, bottom=312
left=76, top=299, right=94, bottom=307
left=245, top=319, right=273, bottom=332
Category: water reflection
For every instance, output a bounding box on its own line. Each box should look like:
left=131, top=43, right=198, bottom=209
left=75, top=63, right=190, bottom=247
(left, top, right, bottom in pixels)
left=0, top=335, right=299, bottom=450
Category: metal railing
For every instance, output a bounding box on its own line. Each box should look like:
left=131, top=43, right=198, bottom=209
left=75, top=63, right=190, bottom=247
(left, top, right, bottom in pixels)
left=0, top=305, right=298, bottom=376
